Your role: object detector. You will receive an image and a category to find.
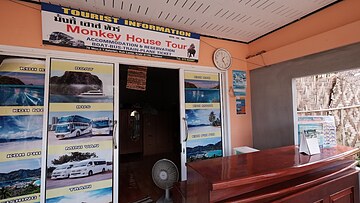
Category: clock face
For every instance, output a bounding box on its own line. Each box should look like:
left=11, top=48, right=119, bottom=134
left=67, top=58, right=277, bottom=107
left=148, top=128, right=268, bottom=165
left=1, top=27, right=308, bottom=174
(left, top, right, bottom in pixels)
left=213, top=48, right=232, bottom=71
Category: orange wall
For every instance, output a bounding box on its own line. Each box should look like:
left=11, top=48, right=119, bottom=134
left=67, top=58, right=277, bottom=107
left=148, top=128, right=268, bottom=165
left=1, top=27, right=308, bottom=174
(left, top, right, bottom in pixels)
left=247, top=0, right=360, bottom=69
left=6, top=0, right=359, bottom=150
left=201, top=37, right=253, bottom=149
left=0, top=0, right=253, bottom=149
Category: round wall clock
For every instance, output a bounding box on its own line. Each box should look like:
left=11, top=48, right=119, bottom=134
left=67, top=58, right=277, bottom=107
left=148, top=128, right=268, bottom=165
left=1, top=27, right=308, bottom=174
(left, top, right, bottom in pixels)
left=213, top=48, right=232, bottom=71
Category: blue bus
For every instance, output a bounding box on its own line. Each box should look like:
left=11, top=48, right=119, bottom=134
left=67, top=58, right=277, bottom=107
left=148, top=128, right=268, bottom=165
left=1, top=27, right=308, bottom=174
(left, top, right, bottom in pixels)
left=54, top=115, right=91, bottom=139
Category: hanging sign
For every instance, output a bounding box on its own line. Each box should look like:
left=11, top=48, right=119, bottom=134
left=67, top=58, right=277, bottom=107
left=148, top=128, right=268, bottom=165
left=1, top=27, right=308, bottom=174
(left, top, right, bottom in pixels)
left=126, top=66, right=147, bottom=91
left=41, top=3, right=200, bottom=62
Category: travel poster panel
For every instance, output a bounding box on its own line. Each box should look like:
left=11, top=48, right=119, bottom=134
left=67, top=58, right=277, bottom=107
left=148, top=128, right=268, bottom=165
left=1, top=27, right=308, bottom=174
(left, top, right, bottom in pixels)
left=0, top=58, right=45, bottom=203
left=46, top=59, right=114, bottom=202
left=184, top=72, right=223, bottom=162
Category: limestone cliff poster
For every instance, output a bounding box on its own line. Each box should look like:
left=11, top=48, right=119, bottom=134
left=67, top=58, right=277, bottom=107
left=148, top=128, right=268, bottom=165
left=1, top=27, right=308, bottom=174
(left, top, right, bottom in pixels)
left=45, top=58, right=114, bottom=202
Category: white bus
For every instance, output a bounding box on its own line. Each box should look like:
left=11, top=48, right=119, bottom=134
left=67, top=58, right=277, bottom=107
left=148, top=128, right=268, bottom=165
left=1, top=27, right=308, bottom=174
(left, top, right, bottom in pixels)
left=69, top=158, right=107, bottom=178
left=54, top=115, right=92, bottom=139
left=51, top=162, right=74, bottom=179
left=91, top=117, right=113, bottom=135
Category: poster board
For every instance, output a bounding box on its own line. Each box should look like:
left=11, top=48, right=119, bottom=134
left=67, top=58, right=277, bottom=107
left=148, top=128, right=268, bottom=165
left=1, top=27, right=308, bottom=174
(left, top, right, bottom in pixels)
left=184, top=72, right=223, bottom=162
left=45, top=58, right=114, bottom=202
left=0, top=58, right=45, bottom=203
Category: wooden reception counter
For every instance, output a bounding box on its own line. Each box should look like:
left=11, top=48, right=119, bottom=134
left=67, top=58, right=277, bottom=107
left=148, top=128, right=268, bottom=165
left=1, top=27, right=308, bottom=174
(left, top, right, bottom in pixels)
left=173, top=145, right=360, bottom=203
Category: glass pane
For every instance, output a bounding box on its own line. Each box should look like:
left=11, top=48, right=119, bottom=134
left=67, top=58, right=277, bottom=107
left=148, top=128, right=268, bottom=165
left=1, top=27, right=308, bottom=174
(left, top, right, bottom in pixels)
left=45, top=58, right=114, bottom=202
left=0, top=57, right=45, bottom=202
left=184, top=72, right=223, bottom=163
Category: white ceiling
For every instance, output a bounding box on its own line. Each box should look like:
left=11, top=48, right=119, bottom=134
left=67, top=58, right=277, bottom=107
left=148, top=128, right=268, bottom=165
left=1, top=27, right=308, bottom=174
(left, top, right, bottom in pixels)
left=32, top=0, right=339, bottom=43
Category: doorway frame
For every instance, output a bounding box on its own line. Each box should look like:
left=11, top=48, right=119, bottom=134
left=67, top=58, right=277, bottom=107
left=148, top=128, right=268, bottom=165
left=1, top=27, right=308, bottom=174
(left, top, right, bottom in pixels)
left=0, top=44, right=232, bottom=194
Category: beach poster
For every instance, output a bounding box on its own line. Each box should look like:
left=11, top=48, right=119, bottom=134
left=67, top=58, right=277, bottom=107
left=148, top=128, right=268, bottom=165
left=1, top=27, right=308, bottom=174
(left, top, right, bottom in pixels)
left=46, top=186, right=112, bottom=203
left=0, top=58, right=45, bottom=203
left=184, top=72, right=223, bottom=162
left=232, top=70, right=246, bottom=96
left=45, top=58, right=114, bottom=202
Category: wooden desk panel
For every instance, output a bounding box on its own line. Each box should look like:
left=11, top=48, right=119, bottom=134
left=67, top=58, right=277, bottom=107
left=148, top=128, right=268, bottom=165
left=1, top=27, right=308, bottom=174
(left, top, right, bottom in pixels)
left=181, top=145, right=359, bottom=203
left=222, top=162, right=358, bottom=202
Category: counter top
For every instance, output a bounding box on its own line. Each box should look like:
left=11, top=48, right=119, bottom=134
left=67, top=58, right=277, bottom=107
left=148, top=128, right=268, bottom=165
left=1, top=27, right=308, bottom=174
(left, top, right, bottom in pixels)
left=186, top=145, right=359, bottom=191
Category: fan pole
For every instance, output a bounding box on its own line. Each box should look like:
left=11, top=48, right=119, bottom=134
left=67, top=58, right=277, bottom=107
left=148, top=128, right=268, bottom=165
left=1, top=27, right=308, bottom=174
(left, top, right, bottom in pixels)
left=165, top=188, right=170, bottom=200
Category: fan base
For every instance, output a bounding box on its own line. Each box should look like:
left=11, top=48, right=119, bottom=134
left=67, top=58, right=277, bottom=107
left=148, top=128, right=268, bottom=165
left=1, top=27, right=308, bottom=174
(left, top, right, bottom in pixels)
left=156, top=195, right=173, bottom=203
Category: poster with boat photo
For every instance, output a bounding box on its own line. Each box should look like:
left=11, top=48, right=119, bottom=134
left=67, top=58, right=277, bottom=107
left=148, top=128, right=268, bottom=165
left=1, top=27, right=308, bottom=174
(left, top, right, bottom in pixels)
left=46, top=186, right=112, bottom=203
left=0, top=58, right=45, bottom=106
left=49, top=59, right=114, bottom=103
left=0, top=72, right=44, bottom=106
left=184, top=72, right=220, bottom=103
left=0, top=158, right=41, bottom=203
left=185, top=79, right=220, bottom=103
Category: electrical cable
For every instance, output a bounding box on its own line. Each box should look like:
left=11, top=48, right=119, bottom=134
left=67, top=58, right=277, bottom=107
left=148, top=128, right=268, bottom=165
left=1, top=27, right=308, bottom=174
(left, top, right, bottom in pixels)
left=200, top=39, right=265, bottom=67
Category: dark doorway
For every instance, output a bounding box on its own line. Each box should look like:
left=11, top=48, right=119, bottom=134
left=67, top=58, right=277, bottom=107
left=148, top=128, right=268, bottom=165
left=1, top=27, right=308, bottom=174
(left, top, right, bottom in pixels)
left=118, top=65, right=181, bottom=203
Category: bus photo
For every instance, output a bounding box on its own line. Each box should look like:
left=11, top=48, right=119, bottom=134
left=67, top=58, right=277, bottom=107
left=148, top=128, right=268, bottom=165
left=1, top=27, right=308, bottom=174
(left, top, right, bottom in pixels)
left=48, top=32, right=85, bottom=47
left=91, top=117, right=113, bottom=136
left=54, top=115, right=92, bottom=139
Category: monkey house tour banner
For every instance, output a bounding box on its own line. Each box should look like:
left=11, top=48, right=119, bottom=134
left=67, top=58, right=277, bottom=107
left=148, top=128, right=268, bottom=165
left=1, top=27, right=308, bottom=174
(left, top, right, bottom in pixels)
left=41, top=2, right=200, bottom=62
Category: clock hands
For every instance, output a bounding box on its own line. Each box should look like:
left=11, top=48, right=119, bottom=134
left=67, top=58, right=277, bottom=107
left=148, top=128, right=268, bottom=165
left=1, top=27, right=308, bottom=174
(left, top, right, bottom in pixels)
left=214, top=48, right=231, bottom=70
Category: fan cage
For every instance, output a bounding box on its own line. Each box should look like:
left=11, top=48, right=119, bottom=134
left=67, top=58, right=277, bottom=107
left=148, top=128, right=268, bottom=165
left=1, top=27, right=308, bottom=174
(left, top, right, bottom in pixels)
left=152, top=159, right=179, bottom=190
